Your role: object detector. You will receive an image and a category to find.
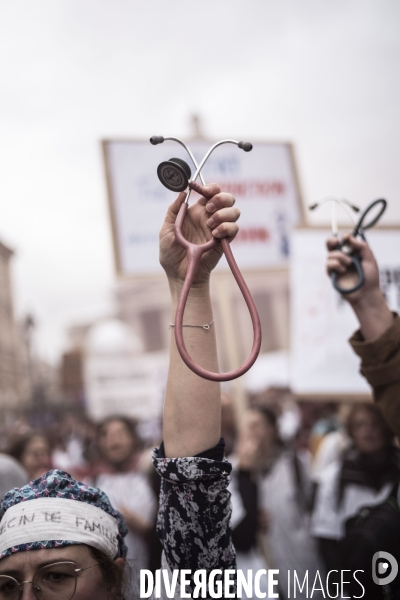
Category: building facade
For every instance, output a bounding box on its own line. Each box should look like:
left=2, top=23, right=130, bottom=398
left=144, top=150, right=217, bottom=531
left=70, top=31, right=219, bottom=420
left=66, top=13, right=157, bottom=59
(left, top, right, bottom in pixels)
left=0, top=241, right=31, bottom=410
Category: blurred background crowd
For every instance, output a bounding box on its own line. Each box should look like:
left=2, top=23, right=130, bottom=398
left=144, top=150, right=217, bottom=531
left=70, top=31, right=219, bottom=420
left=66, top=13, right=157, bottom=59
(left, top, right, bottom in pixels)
left=1, top=387, right=399, bottom=598
left=1, top=1, right=400, bottom=598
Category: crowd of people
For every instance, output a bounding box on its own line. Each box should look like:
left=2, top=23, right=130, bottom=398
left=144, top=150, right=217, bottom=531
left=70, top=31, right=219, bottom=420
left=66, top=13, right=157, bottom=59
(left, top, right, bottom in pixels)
left=1, top=398, right=398, bottom=597
left=0, top=182, right=399, bottom=599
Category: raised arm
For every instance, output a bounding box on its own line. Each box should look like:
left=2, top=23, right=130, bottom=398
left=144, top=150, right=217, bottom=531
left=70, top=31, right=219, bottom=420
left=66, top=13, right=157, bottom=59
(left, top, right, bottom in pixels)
left=159, top=183, right=240, bottom=458
left=326, top=235, right=400, bottom=435
left=152, top=185, right=239, bottom=580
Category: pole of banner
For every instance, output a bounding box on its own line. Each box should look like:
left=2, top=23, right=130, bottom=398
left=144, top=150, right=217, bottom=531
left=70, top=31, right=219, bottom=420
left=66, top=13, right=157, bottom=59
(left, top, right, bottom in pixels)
left=213, top=271, right=247, bottom=425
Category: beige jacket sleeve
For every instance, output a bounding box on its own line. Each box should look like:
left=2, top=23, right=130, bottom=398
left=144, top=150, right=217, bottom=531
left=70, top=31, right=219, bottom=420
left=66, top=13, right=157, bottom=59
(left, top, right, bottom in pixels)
left=349, top=313, right=400, bottom=436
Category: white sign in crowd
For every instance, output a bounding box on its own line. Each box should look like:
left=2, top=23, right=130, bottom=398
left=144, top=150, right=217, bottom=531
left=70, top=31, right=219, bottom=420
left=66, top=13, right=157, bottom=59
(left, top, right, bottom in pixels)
left=84, top=318, right=167, bottom=420
left=290, top=229, right=400, bottom=396
left=104, top=139, right=303, bottom=275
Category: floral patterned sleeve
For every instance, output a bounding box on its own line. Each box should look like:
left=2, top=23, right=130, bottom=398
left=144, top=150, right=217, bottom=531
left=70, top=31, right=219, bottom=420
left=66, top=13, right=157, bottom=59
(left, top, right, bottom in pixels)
left=152, top=440, right=236, bottom=575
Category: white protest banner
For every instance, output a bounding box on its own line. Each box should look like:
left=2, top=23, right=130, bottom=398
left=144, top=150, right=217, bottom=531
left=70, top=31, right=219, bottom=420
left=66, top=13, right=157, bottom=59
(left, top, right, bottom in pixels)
left=103, top=139, right=303, bottom=276
left=290, top=229, right=400, bottom=396
left=83, top=319, right=167, bottom=420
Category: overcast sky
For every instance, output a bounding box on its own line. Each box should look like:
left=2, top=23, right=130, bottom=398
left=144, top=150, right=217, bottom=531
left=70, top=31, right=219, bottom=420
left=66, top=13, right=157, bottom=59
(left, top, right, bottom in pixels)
left=1, top=0, right=399, bottom=362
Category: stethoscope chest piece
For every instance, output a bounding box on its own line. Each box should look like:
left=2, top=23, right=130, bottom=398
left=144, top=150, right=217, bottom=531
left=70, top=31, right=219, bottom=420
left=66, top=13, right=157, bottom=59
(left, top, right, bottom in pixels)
left=157, top=158, right=192, bottom=192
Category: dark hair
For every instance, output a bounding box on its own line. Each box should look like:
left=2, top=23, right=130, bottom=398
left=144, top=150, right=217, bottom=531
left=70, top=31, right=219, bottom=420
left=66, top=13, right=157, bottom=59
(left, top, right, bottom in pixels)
left=254, top=406, right=278, bottom=429
left=88, top=546, right=134, bottom=600
left=7, top=433, right=50, bottom=463
left=346, top=403, right=394, bottom=446
left=250, top=406, right=284, bottom=448
left=97, top=416, right=142, bottom=449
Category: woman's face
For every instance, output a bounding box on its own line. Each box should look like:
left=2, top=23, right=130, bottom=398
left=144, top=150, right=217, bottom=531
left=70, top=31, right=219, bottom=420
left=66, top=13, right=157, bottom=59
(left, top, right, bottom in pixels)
left=350, top=409, right=387, bottom=454
left=0, top=545, right=121, bottom=600
left=21, top=436, right=51, bottom=480
left=99, top=420, right=135, bottom=466
left=240, top=410, right=277, bottom=455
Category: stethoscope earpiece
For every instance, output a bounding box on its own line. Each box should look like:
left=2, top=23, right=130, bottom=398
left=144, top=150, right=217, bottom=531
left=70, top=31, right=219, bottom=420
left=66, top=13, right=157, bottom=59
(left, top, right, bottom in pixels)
left=157, top=158, right=192, bottom=192
left=149, top=136, right=165, bottom=145
left=238, top=141, right=253, bottom=152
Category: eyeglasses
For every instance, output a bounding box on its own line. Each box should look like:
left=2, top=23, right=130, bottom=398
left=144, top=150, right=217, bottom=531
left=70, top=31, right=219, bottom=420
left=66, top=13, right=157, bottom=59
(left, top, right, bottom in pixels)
left=0, top=561, right=99, bottom=600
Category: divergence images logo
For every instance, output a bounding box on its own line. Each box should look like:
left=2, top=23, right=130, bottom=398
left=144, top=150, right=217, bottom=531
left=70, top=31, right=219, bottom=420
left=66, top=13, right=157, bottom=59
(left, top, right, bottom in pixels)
left=372, top=552, right=398, bottom=586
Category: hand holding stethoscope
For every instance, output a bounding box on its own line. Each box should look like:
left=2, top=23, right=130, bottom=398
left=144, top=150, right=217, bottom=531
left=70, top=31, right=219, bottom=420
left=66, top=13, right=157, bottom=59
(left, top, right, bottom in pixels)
left=159, top=181, right=238, bottom=285
left=310, top=195, right=387, bottom=294
left=152, top=136, right=262, bottom=382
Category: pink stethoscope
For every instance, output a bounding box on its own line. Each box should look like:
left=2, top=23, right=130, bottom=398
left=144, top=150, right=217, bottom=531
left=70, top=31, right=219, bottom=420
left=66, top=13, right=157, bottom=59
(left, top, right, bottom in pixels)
left=150, top=135, right=262, bottom=382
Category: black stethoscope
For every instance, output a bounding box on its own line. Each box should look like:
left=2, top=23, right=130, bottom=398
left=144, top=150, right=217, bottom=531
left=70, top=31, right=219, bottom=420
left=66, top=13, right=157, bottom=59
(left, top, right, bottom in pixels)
left=310, top=195, right=387, bottom=294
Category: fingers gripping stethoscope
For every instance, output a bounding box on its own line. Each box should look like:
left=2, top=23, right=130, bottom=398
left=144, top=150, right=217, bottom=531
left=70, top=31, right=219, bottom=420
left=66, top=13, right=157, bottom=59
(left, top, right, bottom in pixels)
left=309, top=195, right=387, bottom=294
left=150, top=135, right=262, bottom=382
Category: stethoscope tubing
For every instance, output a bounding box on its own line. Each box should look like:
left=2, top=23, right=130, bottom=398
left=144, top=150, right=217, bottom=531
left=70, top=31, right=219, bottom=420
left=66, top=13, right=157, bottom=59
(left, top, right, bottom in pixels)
left=331, top=253, right=364, bottom=294
left=174, top=183, right=262, bottom=381
left=169, top=141, right=262, bottom=381
left=352, top=198, right=387, bottom=237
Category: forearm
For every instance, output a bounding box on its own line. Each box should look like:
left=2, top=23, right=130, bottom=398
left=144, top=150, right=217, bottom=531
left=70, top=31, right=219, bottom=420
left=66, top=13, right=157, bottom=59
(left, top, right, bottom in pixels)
left=350, top=314, right=400, bottom=435
left=163, top=278, right=221, bottom=458
left=350, top=289, right=394, bottom=341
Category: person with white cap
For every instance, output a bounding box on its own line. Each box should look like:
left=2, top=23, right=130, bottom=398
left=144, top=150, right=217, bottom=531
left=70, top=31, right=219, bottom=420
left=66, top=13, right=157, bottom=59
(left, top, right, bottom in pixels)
left=0, top=182, right=239, bottom=599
